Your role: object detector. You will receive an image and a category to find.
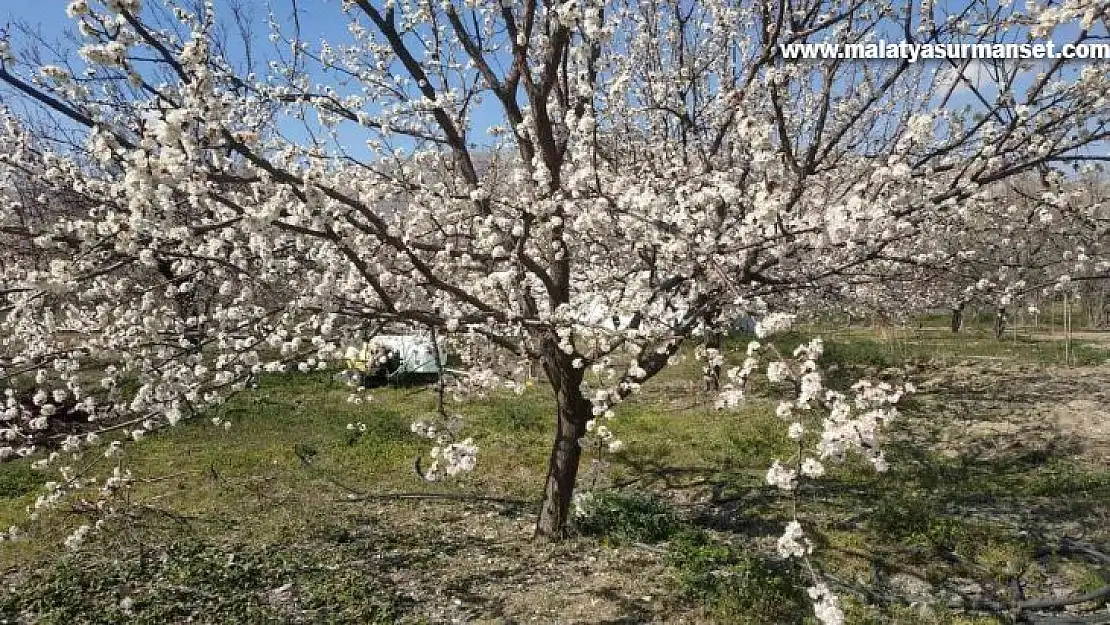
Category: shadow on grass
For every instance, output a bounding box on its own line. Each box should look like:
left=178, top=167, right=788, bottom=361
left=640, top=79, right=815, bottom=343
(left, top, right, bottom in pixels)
left=605, top=402, right=1109, bottom=622
left=639, top=429, right=1109, bottom=547
left=2, top=500, right=545, bottom=624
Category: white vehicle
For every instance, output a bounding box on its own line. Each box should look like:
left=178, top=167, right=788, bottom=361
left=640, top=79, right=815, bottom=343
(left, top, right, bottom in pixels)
left=344, top=332, right=449, bottom=385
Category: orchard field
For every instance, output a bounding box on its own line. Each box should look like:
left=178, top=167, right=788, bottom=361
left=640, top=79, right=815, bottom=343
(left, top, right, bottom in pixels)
left=3, top=320, right=1109, bottom=624
left=2, top=0, right=1110, bottom=623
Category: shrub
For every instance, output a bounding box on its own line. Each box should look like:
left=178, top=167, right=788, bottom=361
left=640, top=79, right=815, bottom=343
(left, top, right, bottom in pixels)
left=668, top=530, right=809, bottom=624
left=571, top=490, right=681, bottom=544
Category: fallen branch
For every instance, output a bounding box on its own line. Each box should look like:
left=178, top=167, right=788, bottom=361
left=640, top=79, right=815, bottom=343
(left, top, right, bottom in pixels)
left=339, top=491, right=534, bottom=506
left=1024, top=613, right=1110, bottom=625
left=1017, top=584, right=1110, bottom=613
left=833, top=542, right=1110, bottom=623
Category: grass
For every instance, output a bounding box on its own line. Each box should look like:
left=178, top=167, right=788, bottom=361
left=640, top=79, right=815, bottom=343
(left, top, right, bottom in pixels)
left=0, top=465, right=44, bottom=500
left=572, top=491, right=682, bottom=544
left=2, top=327, right=1109, bottom=623
left=756, top=326, right=1109, bottom=369
left=0, top=539, right=403, bottom=624
left=667, top=529, right=810, bottom=624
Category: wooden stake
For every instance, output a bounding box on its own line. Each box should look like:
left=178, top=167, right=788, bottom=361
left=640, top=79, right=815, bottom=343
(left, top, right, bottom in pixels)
left=1064, top=293, right=1071, bottom=367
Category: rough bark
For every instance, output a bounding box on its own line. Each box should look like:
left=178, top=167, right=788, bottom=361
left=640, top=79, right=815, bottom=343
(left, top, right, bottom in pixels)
left=994, top=307, right=1007, bottom=339
left=951, top=305, right=964, bottom=334
left=535, top=340, right=590, bottom=539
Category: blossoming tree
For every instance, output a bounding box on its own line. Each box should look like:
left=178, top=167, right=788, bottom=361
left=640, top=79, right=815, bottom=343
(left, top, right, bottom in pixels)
left=826, top=170, right=1110, bottom=335
left=2, top=4, right=1109, bottom=614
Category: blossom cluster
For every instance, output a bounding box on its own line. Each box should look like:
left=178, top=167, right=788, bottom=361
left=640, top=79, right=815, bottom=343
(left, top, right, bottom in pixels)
left=708, top=315, right=910, bottom=623
left=411, top=419, right=479, bottom=480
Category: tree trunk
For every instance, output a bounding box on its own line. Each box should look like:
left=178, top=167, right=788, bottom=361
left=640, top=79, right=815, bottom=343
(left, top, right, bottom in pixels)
left=535, top=341, right=590, bottom=539
left=703, top=330, right=723, bottom=392
left=994, top=307, right=1007, bottom=339
left=950, top=305, right=964, bottom=334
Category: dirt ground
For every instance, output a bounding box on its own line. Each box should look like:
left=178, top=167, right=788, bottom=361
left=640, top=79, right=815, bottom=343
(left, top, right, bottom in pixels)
left=917, top=361, right=1110, bottom=468
left=295, top=503, right=689, bottom=624
left=4, top=352, right=1109, bottom=624
left=328, top=358, right=1110, bottom=624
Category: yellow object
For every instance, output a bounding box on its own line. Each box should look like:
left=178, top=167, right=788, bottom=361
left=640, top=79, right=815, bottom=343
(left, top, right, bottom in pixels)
left=344, top=343, right=374, bottom=373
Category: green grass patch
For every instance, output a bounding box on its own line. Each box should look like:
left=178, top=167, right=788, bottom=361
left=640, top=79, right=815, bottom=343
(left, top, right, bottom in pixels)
left=0, top=463, right=45, bottom=500
left=668, top=529, right=809, bottom=624
left=571, top=490, right=682, bottom=544
left=0, top=538, right=403, bottom=624
left=2, top=324, right=1109, bottom=623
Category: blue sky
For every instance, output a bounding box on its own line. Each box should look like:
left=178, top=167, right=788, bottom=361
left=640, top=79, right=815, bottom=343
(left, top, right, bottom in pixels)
left=9, top=2, right=1104, bottom=103
left=4, top=1, right=438, bottom=158
left=5, top=4, right=71, bottom=37
left=6, top=1, right=344, bottom=40
left=4, top=2, right=1106, bottom=162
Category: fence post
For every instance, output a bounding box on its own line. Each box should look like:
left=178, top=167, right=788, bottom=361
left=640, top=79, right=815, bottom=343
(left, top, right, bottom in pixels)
left=1064, top=293, right=1071, bottom=367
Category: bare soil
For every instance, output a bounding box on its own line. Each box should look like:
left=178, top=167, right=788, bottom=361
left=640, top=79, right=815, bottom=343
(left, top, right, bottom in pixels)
left=917, top=362, right=1110, bottom=468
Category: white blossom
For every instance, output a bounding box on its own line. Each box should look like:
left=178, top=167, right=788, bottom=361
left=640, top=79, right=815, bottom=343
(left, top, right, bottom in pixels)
left=808, top=583, right=845, bottom=625
left=776, top=520, right=811, bottom=558
left=765, top=460, right=797, bottom=491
